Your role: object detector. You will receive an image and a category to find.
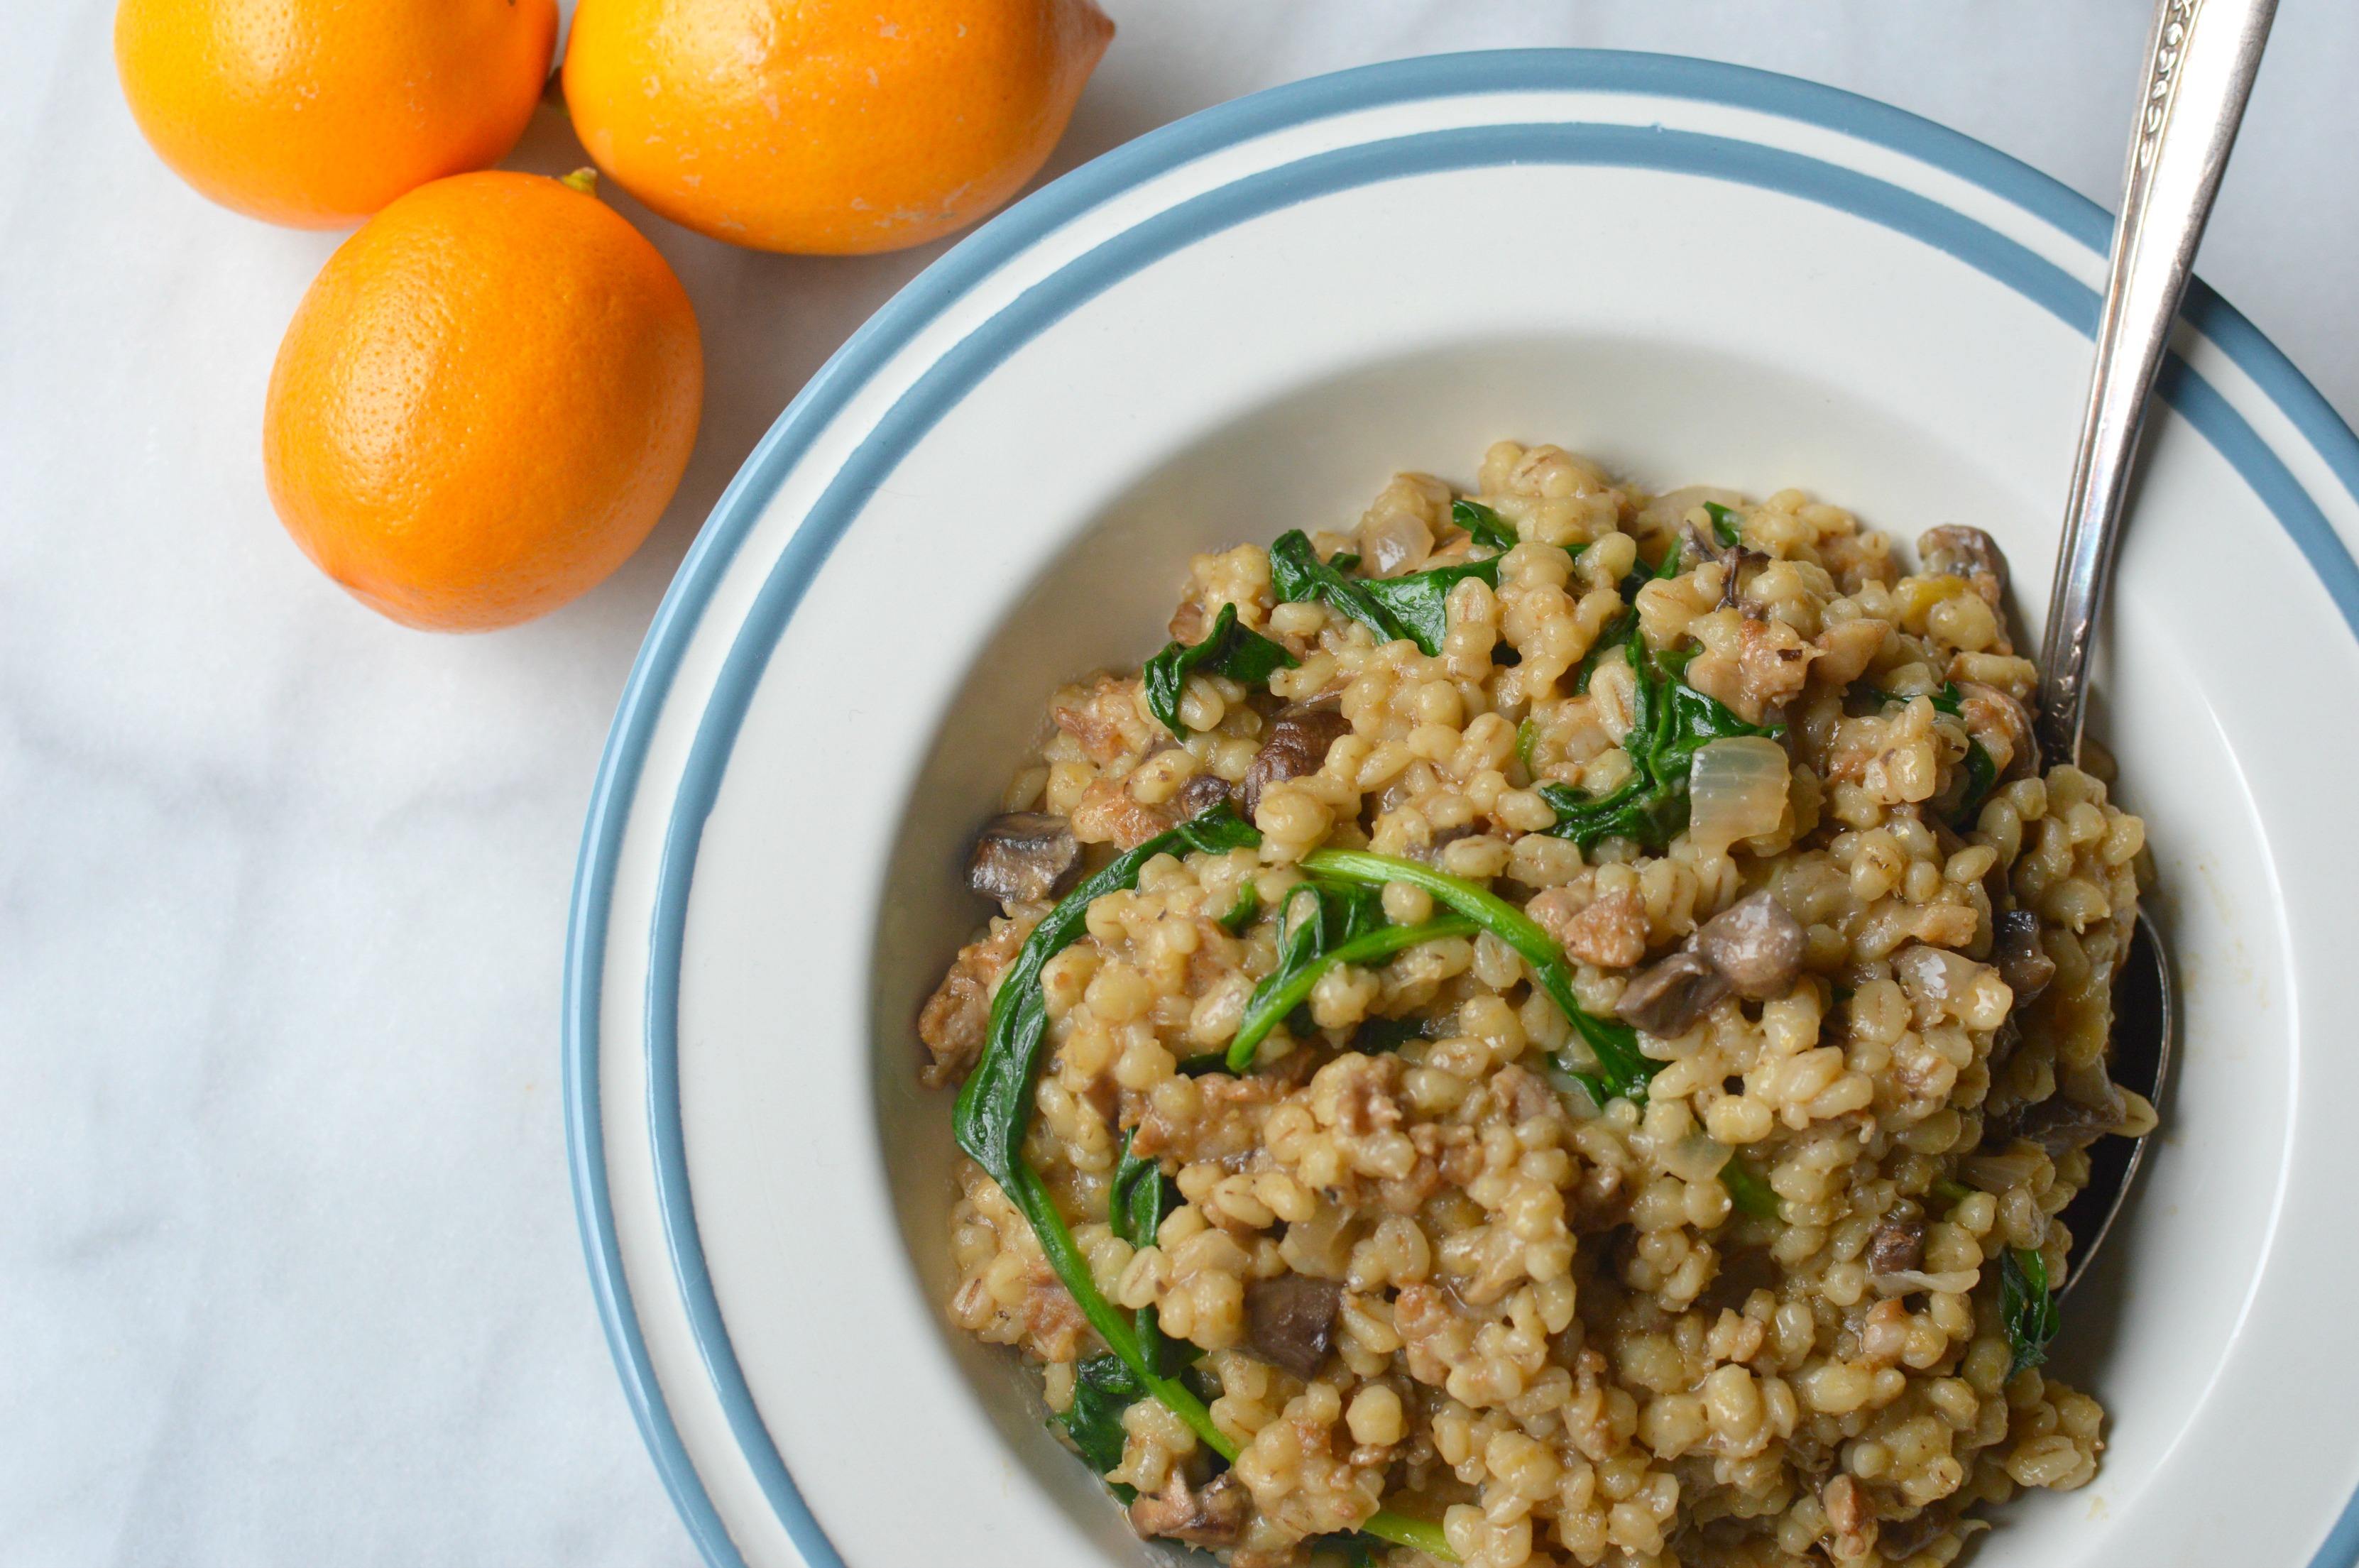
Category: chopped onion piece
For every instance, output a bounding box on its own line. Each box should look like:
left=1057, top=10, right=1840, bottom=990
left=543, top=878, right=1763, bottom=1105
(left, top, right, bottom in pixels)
left=1687, top=737, right=1790, bottom=851
left=1357, top=508, right=1433, bottom=577
left=1871, top=1267, right=1983, bottom=1298
left=1639, top=484, right=1746, bottom=536
left=1664, top=1131, right=1734, bottom=1185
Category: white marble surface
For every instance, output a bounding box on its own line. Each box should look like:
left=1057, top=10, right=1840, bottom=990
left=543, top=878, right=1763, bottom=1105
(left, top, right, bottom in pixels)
left=3, top=2, right=2353, bottom=1563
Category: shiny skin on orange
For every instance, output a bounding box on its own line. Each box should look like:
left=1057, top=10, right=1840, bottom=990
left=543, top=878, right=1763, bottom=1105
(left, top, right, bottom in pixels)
left=263, top=172, right=703, bottom=632
left=114, top=0, right=558, bottom=229
left=562, top=0, right=1114, bottom=255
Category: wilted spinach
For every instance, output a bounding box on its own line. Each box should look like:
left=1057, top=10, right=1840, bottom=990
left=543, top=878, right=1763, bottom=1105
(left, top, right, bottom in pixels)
left=1540, top=640, right=1784, bottom=852
left=1702, top=500, right=1744, bottom=549
left=1954, top=741, right=2000, bottom=828
left=1220, top=875, right=1466, bottom=1073
left=1350, top=1015, right=1430, bottom=1055
left=1574, top=537, right=1681, bottom=695
left=1110, top=1131, right=1185, bottom=1376
left=1360, top=561, right=1507, bottom=656
left=1142, top=601, right=1298, bottom=736
left=953, top=803, right=1261, bottom=1458
left=2001, top=1247, right=2062, bottom=1378
left=1225, top=911, right=1479, bottom=1071
left=1056, top=1353, right=1146, bottom=1487
left=1718, top=1153, right=1780, bottom=1220
left=951, top=803, right=1456, bottom=1560
left=1297, top=847, right=1656, bottom=1104
left=1268, top=529, right=1502, bottom=657
left=1452, top=497, right=1519, bottom=552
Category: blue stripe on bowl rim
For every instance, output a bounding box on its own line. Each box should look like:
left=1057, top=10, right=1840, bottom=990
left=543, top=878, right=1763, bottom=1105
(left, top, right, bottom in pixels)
left=564, top=48, right=2359, bottom=1568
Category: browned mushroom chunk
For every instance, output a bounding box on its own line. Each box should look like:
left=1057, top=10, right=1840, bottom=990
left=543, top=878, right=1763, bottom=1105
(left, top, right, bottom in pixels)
left=1243, top=1274, right=1345, bottom=1378
left=1127, top=1469, right=1248, bottom=1547
left=2018, top=1086, right=2127, bottom=1156
left=1692, top=891, right=1806, bottom=999
left=1176, top=772, right=1232, bottom=818
left=1239, top=701, right=1352, bottom=821
left=1955, top=680, right=2041, bottom=782
left=1413, top=821, right=1482, bottom=865
left=966, top=813, right=1082, bottom=904
left=1614, top=950, right=1731, bottom=1037
left=1866, top=1217, right=1927, bottom=1278
left=1873, top=1507, right=1953, bottom=1562
left=1916, top=525, right=2010, bottom=598
left=1991, top=909, right=2056, bottom=1004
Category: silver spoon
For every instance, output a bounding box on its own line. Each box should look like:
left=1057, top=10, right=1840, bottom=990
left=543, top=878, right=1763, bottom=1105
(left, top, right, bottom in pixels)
left=2035, top=0, right=2275, bottom=1295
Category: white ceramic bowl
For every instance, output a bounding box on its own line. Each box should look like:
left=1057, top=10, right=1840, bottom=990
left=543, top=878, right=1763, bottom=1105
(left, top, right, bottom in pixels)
left=565, top=51, right=2359, bottom=1568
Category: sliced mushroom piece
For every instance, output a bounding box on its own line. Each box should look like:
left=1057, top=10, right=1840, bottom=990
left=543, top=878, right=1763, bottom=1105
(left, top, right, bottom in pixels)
left=2018, top=1085, right=2128, bottom=1156
left=1866, top=1217, right=1927, bottom=1278
left=1127, top=1469, right=1248, bottom=1547
left=1916, top=525, right=2010, bottom=598
left=1990, top=909, right=2056, bottom=1004
left=1873, top=1507, right=1956, bottom=1564
left=1176, top=772, right=1232, bottom=818
left=1614, top=950, right=1731, bottom=1038
left=1240, top=701, right=1352, bottom=821
left=1871, top=1266, right=1983, bottom=1298
left=965, top=812, right=1083, bottom=905
left=1692, top=891, right=1806, bottom=999
left=1955, top=680, right=2040, bottom=782
left=1243, top=1273, right=1345, bottom=1379
left=1413, top=821, right=1482, bottom=865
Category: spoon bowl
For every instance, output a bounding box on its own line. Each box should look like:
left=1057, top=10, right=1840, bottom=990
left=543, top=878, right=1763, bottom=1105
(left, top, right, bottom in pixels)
left=2058, top=911, right=2177, bottom=1298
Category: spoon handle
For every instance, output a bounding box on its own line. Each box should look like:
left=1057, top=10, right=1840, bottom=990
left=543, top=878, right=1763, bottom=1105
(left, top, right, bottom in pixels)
left=2035, top=0, right=2277, bottom=764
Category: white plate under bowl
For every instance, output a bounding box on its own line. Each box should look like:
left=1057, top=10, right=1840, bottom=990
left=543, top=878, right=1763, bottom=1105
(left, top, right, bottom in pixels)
left=565, top=50, right=2359, bottom=1568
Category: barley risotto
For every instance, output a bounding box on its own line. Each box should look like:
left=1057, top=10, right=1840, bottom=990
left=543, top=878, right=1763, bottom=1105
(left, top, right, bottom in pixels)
left=921, top=442, right=2155, bottom=1568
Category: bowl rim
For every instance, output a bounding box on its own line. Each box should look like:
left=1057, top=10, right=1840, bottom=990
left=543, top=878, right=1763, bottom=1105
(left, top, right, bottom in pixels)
left=563, top=47, right=2359, bottom=1568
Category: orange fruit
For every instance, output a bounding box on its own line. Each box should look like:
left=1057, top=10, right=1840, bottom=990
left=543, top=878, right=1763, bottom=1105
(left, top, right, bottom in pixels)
left=561, top=0, right=1114, bottom=255
left=114, top=0, right=559, bottom=229
left=263, top=171, right=703, bottom=632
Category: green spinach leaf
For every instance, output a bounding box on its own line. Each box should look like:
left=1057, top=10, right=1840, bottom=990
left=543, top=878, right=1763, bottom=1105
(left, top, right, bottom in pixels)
left=1718, top=1153, right=1780, bottom=1220
left=1142, top=601, right=1298, bottom=736
left=1869, top=681, right=1964, bottom=716
left=1110, top=1132, right=1175, bottom=1254
left=1056, top=1352, right=1145, bottom=1486
left=2000, top=1246, right=2062, bottom=1378
left=1296, top=848, right=1655, bottom=1104
left=1541, top=640, right=1783, bottom=852
left=952, top=802, right=1261, bottom=1459
left=1954, top=738, right=1999, bottom=828
left=948, top=796, right=1466, bottom=1563
left=1350, top=1015, right=1428, bottom=1055
left=1702, top=500, right=1743, bottom=549
left=1452, top=496, right=1518, bottom=552
left=1571, top=606, right=1636, bottom=696
left=1268, top=529, right=1501, bottom=657
left=1111, top=1131, right=1184, bottom=1376
left=1222, top=876, right=1453, bottom=1072
left=1267, top=530, right=1413, bottom=646
left=1357, top=559, right=1505, bottom=656
left=1225, top=912, right=1479, bottom=1071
